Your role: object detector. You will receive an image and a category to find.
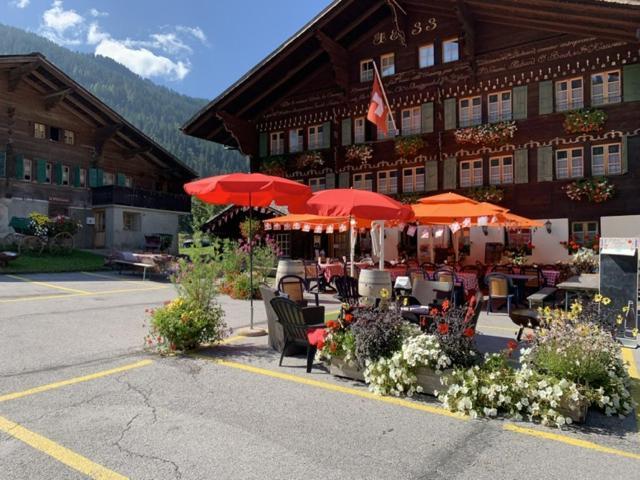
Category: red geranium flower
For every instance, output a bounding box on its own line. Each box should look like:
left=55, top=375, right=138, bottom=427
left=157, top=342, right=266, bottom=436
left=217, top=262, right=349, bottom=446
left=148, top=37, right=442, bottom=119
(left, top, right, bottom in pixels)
left=326, top=320, right=339, bottom=330
left=429, top=307, right=439, bottom=317
left=463, top=328, right=475, bottom=338
left=344, top=313, right=354, bottom=324
left=329, top=342, right=337, bottom=353
left=507, top=339, right=518, bottom=351
left=442, top=300, right=450, bottom=312
left=437, top=323, right=449, bottom=335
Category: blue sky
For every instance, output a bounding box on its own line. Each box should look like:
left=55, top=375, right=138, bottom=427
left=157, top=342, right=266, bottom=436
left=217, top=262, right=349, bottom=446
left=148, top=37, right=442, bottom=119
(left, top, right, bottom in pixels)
left=1, top=0, right=333, bottom=99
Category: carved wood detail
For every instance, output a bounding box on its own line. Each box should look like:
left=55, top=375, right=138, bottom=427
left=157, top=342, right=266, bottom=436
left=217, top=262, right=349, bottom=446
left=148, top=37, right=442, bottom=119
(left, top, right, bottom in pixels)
left=217, top=110, right=257, bottom=157
left=315, top=30, right=350, bottom=92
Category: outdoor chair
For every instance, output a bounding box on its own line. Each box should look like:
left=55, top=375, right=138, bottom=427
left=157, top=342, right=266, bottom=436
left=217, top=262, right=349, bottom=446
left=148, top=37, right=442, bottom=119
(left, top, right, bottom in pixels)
left=304, top=260, right=325, bottom=292
left=400, top=279, right=451, bottom=308
left=492, top=264, right=513, bottom=274
left=277, top=275, right=320, bottom=307
left=259, top=285, right=285, bottom=352
left=433, top=268, right=460, bottom=305
left=486, top=273, right=515, bottom=315
left=334, top=275, right=360, bottom=306
left=270, top=297, right=325, bottom=373
left=521, top=266, right=543, bottom=291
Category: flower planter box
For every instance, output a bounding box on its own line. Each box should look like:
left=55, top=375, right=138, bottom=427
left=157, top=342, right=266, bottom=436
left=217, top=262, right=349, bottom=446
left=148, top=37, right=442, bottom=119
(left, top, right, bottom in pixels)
left=329, top=357, right=365, bottom=382
left=415, top=367, right=451, bottom=397
left=558, top=397, right=589, bottom=424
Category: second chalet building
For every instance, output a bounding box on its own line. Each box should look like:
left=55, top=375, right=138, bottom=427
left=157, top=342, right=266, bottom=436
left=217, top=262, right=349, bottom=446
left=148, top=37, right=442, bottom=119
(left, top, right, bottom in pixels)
left=184, top=0, right=640, bottom=264
left=0, top=54, right=195, bottom=252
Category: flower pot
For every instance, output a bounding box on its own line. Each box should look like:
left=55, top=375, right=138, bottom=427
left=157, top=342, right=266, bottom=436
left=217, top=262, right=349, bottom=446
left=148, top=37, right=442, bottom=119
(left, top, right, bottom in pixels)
left=557, top=397, right=589, bottom=424
left=415, top=367, right=451, bottom=397
left=329, top=357, right=365, bottom=382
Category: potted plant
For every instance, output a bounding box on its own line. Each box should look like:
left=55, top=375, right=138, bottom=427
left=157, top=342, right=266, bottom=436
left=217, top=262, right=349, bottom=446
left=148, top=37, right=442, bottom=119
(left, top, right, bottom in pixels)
left=261, top=156, right=287, bottom=176
left=466, top=185, right=504, bottom=203
left=563, top=108, right=607, bottom=134
left=563, top=177, right=615, bottom=203
left=394, top=135, right=425, bottom=158
left=296, top=151, right=324, bottom=169
left=345, top=144, right=373, bottom=166
left=454, top=121, right=517, bottom=147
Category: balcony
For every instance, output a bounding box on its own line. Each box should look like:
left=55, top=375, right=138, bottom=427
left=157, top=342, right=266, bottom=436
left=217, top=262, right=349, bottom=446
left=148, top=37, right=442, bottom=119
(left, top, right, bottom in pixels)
left=91, top=185, right=191, bottom=213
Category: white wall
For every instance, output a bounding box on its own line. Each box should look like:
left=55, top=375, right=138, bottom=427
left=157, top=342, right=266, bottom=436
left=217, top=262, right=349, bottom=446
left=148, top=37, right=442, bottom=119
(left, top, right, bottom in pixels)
left=530, top=218, right=571, bottom=264
left=469, top=226, right=504, bottom=264
left=383, top=226, right=399, bottom=262
left=601, top=215, right=640, bottom=239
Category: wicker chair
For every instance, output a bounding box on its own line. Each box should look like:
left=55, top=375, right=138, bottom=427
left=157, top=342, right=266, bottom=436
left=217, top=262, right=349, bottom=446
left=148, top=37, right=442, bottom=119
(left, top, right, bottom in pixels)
left=334, top=275, right=360, bottom=306
left=486, top=273, right=515, bottom=314
left=277, top=275, right=319, bottom=307
left=270, top=297, right=325, bottom=373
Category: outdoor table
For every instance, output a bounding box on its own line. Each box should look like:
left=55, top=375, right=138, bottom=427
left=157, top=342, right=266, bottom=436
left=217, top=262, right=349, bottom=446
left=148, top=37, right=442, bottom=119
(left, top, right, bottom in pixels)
left=319, top=262, right=344, bottom=283
left=384, top=266, right=409, bottom=281
left=556, top=274, right=600, bottom=310
left=426, top=270, right=479, bottom=293
left=505, top=274, right=536, bottom=305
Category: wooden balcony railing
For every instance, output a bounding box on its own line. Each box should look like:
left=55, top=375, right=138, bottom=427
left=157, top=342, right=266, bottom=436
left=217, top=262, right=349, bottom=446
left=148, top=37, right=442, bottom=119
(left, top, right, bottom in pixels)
left=91, top=185, right=191, bottom=213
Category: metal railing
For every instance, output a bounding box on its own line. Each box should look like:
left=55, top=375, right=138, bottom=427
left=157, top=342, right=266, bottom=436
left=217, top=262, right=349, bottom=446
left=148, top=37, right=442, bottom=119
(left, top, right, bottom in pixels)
left=91, top=185, right=191, bottom=213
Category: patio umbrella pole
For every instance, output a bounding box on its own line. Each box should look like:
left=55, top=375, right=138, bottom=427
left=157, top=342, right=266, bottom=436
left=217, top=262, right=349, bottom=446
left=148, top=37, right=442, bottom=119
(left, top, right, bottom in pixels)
left=349, top=215, right=355, bottom=277
left=249, top=192, right=254, bottom=330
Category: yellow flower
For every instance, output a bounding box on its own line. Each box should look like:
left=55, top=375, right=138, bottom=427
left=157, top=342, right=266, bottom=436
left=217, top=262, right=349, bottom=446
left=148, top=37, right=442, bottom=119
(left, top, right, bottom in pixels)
left=594, top=294, right=603, bottom=303
left=616, top=315, right=623, bottom=325
left=622, top=305, right=630, bottom=314
left=601, top=297, right=611, bottom=306
left=633, top=328, right=639, bottom=338
left=379, top=288, right=390, bottom=300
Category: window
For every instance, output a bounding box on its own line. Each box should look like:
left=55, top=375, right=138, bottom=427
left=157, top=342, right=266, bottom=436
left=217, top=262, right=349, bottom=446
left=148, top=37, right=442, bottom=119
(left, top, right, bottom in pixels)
left=270, top=131, right=284, bottom=155
left=592, top=143, right=621, bottom=176
left=34, top=123, right=46, bottom=139
left=49, top=126, right=60, bottom=142
left=377, top=170, right=398, bottom=194
left=79, top=168, right=86, bottom=188
left=402, top=167, right=425, bottom=193
left=460, top=159, right=483, bottom=187
left=275, top=233, right=291, bottom=257
left=124, top=175, right=133, bottom=188
left=63, top=130, right=75, bottom=145
left=61, top=165, right=70, bottom=186
left=488, top=91, right=512, bottom=123
left=360, top=59, right=374, bottom=82
left=289, top=128, right=304, bottom=153
left=103, top=172, right=115, bottom=186
left=308, top=124, right=324, bottom=150
left=353, top=172, right=373, bottom=191
left=401, top=107, right=421, bottom=136
left=555, top=148, right=583, bottom=179
left=591, top=70, right=621, bottom=106
left=571, top=221, right=598, bottom=246
left=309, top=177, right=326, bottom=192
left=381, top=53, right=395, bottom=77
left=377, top=113, right=397, bottom=140
left=419, top=44, right=435, bottom=68
left=354, top=117, right=366, bottom=144
left=23, top=158, right=32, bottom=181
left=44, top=162, right=52, bottom=184
left=507, top=228, right=533, bottom=251
left=443, top=38, right=459, bottom=63
left=555, top=77, right=583, bottom=111
left=489, top=156, right=513, bottom=185
left=122, top=212, right=141, bottom=232
left=459, top=96, right=482, bottom=127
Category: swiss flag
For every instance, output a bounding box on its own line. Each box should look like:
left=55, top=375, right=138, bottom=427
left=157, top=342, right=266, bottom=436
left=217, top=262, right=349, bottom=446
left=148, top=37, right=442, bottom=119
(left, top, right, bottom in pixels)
left=367, top=74, right=389, bottom=135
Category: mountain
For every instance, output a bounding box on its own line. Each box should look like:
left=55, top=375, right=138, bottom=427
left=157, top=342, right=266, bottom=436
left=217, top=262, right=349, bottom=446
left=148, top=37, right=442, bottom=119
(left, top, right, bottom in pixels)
left=0, top=23, right=247, bottom=176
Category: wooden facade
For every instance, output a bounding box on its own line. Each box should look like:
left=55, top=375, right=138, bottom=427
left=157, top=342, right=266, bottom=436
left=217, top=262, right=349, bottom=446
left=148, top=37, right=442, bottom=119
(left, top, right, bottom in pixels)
left=0, top=54, right=194, bottom=250
left=184, top=0, right=640, bottom=260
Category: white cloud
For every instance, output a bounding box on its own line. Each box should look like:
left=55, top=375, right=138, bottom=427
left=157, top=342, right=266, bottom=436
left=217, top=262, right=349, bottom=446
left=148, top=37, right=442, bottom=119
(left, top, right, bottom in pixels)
left=176, top=25, right=207, bottom=44
left=86, top=22, right=109, bottom=45
left=95, top=38, right=190, bottom=80
left=11, top=0, right=30, bottom=8
left=89, top=8, right=108, bottom=17
left=42, top=0, right=83, bottom=34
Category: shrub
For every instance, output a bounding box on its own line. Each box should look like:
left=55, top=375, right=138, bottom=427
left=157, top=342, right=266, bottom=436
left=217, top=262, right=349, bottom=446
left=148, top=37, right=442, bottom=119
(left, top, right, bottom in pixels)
left=350, top=308, right=404, bottom=367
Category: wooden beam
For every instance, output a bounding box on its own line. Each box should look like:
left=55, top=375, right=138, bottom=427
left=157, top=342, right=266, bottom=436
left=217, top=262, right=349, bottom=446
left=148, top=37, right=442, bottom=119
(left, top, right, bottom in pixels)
left=94, top=124, right=123, bottom=156
left=455, top=0, right=476, bottom=78
left=43, top=88, right=72, bottom=111
left=217, top=111, right=258, bottom=157
left=315, top=29, right=350, bottom=92
left=123, top=147, right=152, bottom=159
left=8, top=60, right=40, bottom=92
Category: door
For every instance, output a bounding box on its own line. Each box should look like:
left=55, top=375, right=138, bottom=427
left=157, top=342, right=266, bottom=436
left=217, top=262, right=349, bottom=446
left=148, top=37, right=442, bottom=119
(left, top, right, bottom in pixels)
left=93, top=209, right=106, bottom=248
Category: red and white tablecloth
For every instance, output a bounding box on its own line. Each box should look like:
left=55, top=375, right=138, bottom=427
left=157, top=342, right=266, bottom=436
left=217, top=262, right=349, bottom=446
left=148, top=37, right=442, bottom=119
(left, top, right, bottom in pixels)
left=456, top=272, right=479, bottom=292
left=319, top=263, right=344, bottom=282
left=384, top=266, right=409, bottom=281
left=541, top=270, right=561, bottom=286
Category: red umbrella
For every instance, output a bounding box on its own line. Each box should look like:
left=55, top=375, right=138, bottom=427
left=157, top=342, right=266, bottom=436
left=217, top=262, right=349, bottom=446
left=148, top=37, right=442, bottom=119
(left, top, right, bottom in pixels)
left=184, top=173, right=312, bottom=333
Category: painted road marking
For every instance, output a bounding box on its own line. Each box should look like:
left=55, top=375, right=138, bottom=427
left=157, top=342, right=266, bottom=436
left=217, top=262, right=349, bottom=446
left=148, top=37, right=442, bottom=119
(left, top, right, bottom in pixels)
left=6, top=274, right=93, bottom=295
left=80, top=271, right=147, bottom=285
left=0, top=416, right=128, bottom=479
left=0, top=360, right=153, bottom=403
left=503, top=423, right=640, bottom=461
left=621, top=348, right=639, bottom=380
left=620, top=348, right=640, bottom=433
left=0, top=285, right=170, bottom=304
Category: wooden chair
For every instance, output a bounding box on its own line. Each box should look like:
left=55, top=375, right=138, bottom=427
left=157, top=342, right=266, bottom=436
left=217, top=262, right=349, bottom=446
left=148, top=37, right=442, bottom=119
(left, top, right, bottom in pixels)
left=277, top=275, right=320, bottom=307
left=270, top=297, right=325, bottom=373
left=405, top=279, right=452, bottom=307
left=433, top=267, right=460, bottom=304
left=520, top=265, right=543, bottom=291
left=492, top=264, right=513, bottom=274
left=334, top=275, right=360, bottom=306
left=486, top=273, right=515, bottom=315
left=303, top=260, right=324, bottom=292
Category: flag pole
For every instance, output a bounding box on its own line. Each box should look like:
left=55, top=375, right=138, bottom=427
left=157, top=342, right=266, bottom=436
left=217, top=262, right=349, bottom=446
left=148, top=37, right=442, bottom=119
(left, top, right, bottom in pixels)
left=372, top=61, right=399, bottom=136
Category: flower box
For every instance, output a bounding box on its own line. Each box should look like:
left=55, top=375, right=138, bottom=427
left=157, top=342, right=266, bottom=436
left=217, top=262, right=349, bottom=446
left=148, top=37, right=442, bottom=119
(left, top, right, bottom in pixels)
left=558, top=397, right=589, bottom=424
left=415, top=367, right=451, bottom=397
left=329, top=357, right=365, bottom=382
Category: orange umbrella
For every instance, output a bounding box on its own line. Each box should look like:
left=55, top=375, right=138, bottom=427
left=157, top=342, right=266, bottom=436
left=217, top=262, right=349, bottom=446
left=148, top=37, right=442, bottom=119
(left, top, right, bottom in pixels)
left=495, top=212, right=544, bottom=228
left=418, top=192, right=482, bottom=205
left=411, top=200, right=506, bottom=224
left=264, top=214, right=372, bottom=230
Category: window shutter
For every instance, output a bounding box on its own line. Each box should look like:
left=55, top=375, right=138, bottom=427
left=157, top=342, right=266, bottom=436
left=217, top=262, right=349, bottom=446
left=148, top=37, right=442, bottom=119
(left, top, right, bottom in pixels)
left=0, top=151, right=6, bottom=178
left=539, top=80, right=553, bottom=115
left=117, top=173, right=127, bottom=186
left=54, top=163, right=62, bottom=185
left=322, top=121, right=331, bottom=149
left=341, top=118, right=352, bottom=146
left=89, top=168, right=98, bottom=187
left=258, top=132, right=268, bottom=157
left=338, top=172, right=350, bottom=188
left=97, top=168, right=104, bottom=187
left=442, top=157, right=457, bottom=190
left=512, top=86, right=528, bottom=120
left=444, top=98, right=457, bottom=130
left=73, top=166, right=80, bottom=187
left=514, top=148, right=529, bottom=184
left=621, top=134, right=629, bottom=174
left=36, top=159, right=46, bottom=183
left=325, top=173, right=335, bottom=189
left=623, top=64, right=640, bottom=102
left=15, top=154, right=24, bottom=180
left=425, top=161, right=438, bottom=191
left=537, top=146, right=553, bottom=182
left=421, top=102, right=434, bottom=133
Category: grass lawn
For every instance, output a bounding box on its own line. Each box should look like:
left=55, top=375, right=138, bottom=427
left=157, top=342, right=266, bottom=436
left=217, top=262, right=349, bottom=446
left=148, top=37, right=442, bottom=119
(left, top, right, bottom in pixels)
left=0, top=250, right=106, bottom=274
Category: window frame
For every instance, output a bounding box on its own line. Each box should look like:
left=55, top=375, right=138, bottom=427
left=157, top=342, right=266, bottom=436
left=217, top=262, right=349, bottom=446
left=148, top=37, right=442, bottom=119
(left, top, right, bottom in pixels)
left=377, top=113, right=397, bottom=140
left=459, top=96, right=482, bottom=127
left=418, top=43, right=435, bottom=69
left=459, top=159, right=484, bottom=188
left=103, top=171, right=115, bottom=186
left=23, top=158, right=32, bottom=182
left=44, top=162, right=52, bottom=184
left=591, top=70, right=621, bottom=106
left=442, top=38, right=460, bottom=63
left=122, top=211, right=140, bottom=232
left=487, top=90, right=512, bottom=123
left=380, top=53, right=395, bottom=77
left=275, top=233, right=291, bottom=257
left=489, top=155, right=514, bottom=185
left=63, top=129, right=75, bottom=145
left=360, top=59, right=374, bottom=82
left=353, top=172, right=373, bottom=191
left=61, top=165, right=70, bottom=186
left=309, top=176, right=326, bottom=192
left=555, top=147, right=584, bottom=179
left=377, top=169, right=398, bottom=195
left=591, top=143, right=622, bottom=176
left=354, top=117, right=366, bottom=144
left=571, top=221, right=599, bottom=246
left=79, top=168, right=87, bottom=188
left=308, top=124, right=325, bottom=150
left=401, top=106, right=421, bottom=136
left=34, top=122, right=46, bottom=139
left=288, top=128, right=304, bottom=153
left=555, top=77, right=584, bottom=112
left=270, top=131, right=285, bottom=155
left=402, top=166, right=425, bottom=193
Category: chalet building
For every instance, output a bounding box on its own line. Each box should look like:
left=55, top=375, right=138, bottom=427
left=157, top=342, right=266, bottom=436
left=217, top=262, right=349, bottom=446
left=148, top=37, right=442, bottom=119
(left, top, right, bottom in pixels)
left=183, top=0, right=640, bottom=263
left=0, top=54, right=194, bottom=253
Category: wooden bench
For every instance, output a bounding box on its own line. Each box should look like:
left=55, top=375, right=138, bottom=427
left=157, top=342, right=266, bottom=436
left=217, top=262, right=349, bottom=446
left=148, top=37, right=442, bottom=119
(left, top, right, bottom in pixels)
left=527, top=287, right=557, bottom=309
left=113, top=260, right=152, bottom=280
left=0, top=251, right=19, bottom=268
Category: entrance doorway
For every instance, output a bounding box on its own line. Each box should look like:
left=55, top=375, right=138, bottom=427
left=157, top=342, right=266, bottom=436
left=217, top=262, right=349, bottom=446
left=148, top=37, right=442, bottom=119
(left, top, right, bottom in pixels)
left=93, top=209, right=105, bottom=248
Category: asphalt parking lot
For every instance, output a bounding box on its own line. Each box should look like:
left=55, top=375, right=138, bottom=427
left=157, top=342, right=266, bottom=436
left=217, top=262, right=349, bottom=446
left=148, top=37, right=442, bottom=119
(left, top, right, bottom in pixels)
left=1, top=271, right=639, bottom=480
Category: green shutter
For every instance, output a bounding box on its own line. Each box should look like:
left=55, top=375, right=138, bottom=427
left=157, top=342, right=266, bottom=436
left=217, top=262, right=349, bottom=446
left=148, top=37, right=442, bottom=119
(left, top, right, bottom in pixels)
left=338, top=172, right=350, bottom=188
left=258, top=132, right=268, bottom=157
left=421, top=102, right=434, bottom=133
left=621, top=134, right=629, bottom=174
left=341, top=118, right=352, bottom=146
left=54, top=163, right=62, bottom=185
left=539, top=80, right=553, bottom=115
left=623, top=64, right=640, bottom=102
left=442, top=157, right=457, bottom=190
left=96, top=168, right=104, bottom=187
left=512, top=86, right=528, bottom=120
left=117, top=173, right=127, bottom=186
left=36, top=159, right=46, bottom=183
left=325, top=173, right=335, bottom=189
left=15, top=154, right=24, bottom=180
left=89, top=167, right=98, bottom=187
left=0, top=152, right=7, bottom=178
left=425, top=161, right=438, bottom=191
left=444, top=98, right=457, bottom=130
left=537, top=146, right=553, bottom=182
left=514, top=148, right=529, bottom=184
left=72, top=166, right=80, bottom=187
left=321, top=121, right=331, bottom=149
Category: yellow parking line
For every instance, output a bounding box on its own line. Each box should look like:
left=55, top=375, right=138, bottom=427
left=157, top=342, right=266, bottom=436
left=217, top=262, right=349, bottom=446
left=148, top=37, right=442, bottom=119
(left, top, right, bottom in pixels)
left=0, top=360, right=153, bottom=403
left=0, top=285, right=170, bottom=304
left=503, top=423, right=640, bottom=461
left=80, top=271, right=145, bottom=284
left=0, top=416, right=128, bottom=479
left=621, top=348, right=639, bottom=379
left=6, top=274, right=92, bottom=295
